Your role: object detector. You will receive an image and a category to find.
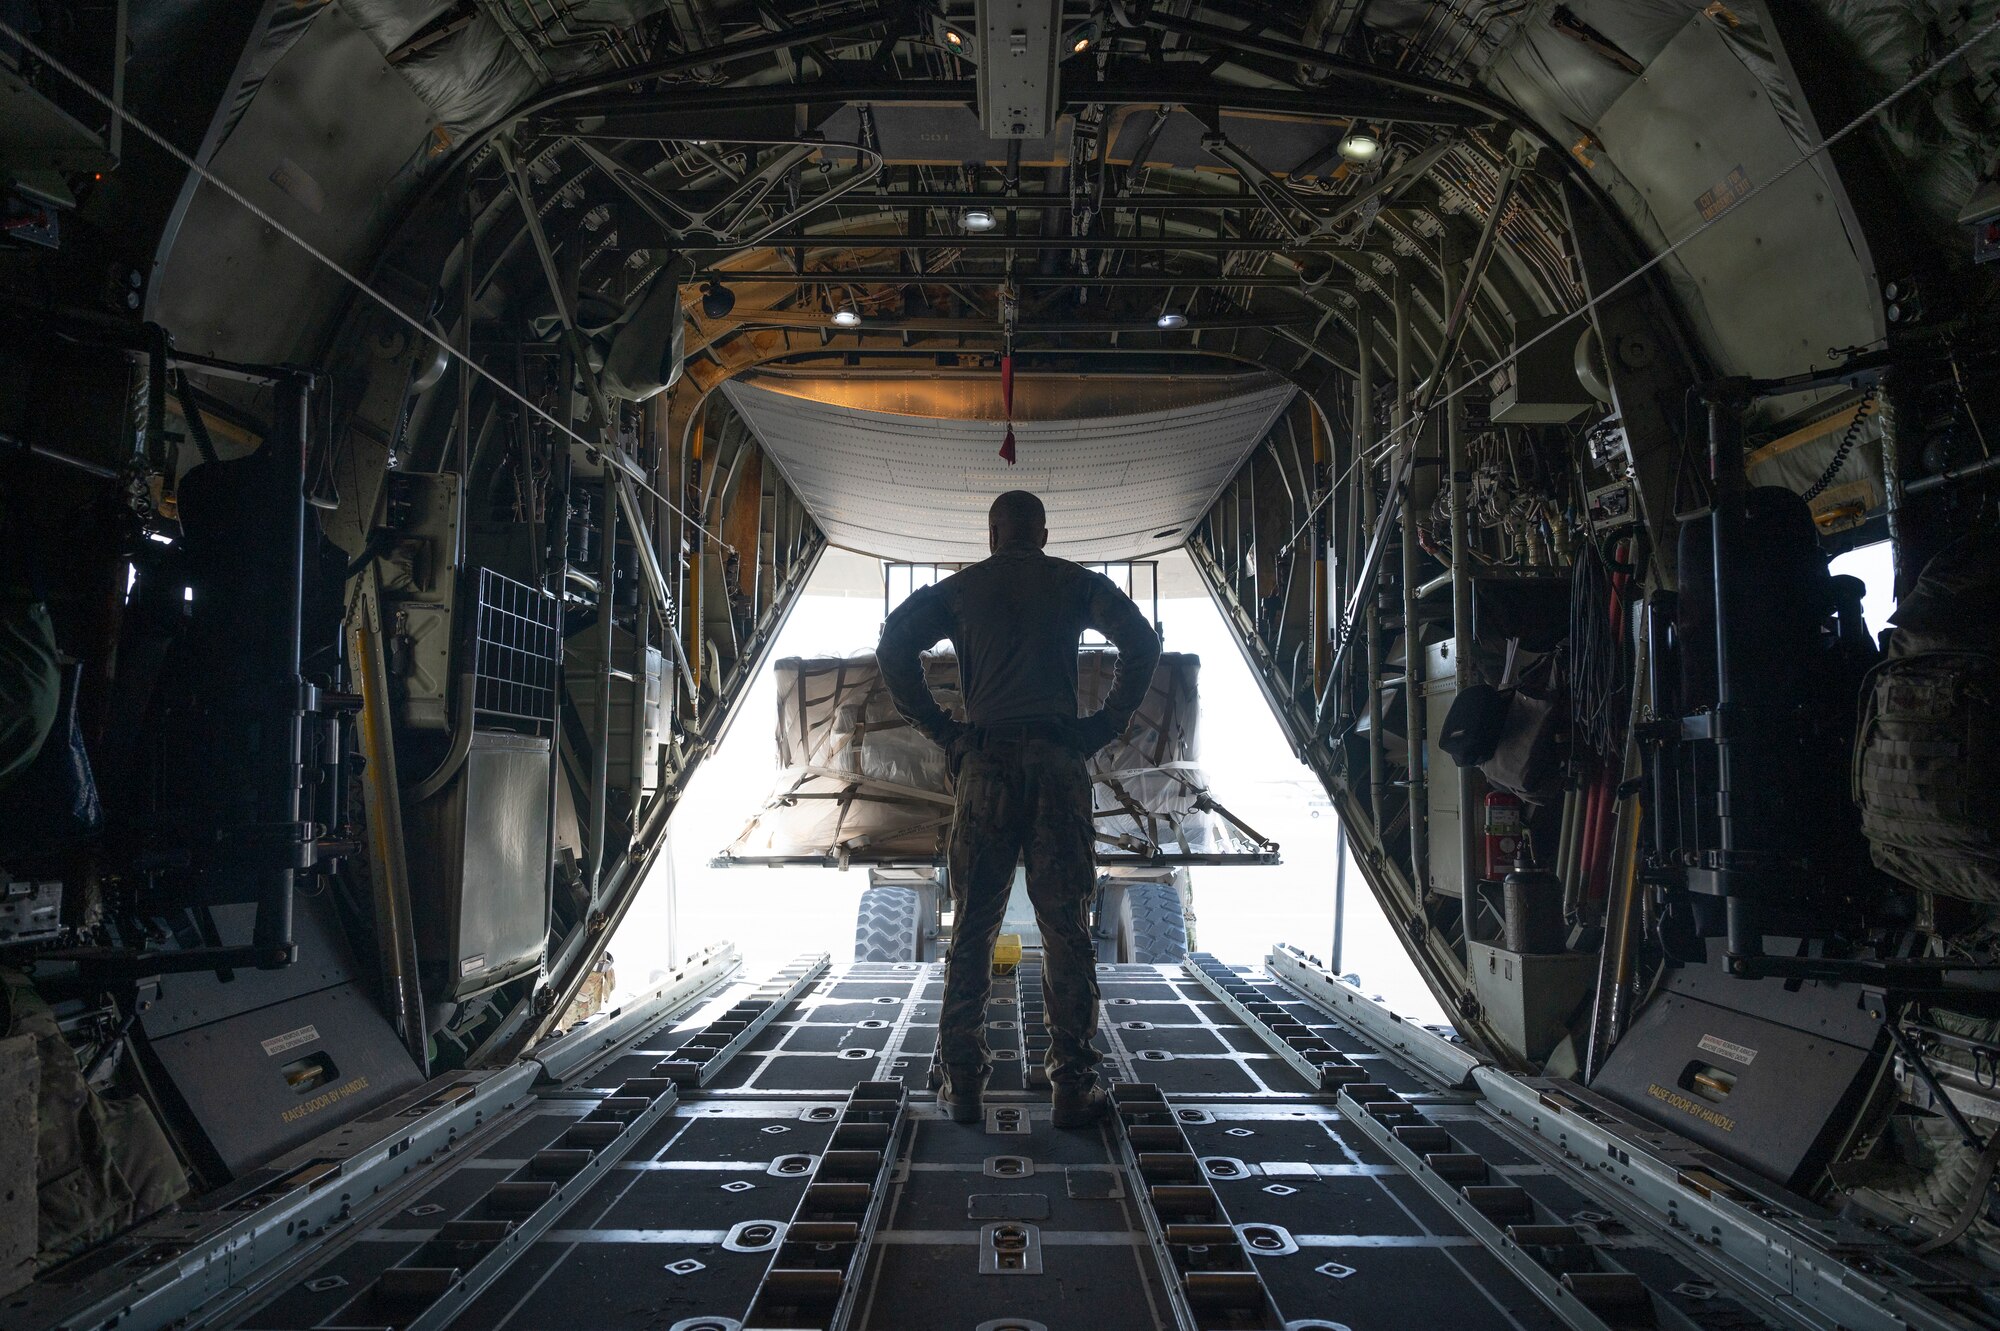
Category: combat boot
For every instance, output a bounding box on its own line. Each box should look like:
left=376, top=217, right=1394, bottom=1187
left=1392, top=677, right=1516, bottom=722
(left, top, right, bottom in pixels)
left=1051, top=1080, right=1108, bottom=1128
left=938, top=1066, right=987, bottom=1124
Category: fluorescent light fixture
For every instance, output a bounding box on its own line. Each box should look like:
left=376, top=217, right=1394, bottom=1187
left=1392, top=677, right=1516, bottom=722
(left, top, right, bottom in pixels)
left=1338, top=128, right=1382, bottom=162
left=832, top=307, right=862, bottom=328
left=1155, top=310, right=1188, bottom=330
left=961, top=208, right=998, bottom=232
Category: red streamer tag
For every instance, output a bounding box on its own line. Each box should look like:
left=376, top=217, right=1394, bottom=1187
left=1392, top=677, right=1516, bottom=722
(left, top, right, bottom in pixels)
left=999, top=353, right=1016, bottom=464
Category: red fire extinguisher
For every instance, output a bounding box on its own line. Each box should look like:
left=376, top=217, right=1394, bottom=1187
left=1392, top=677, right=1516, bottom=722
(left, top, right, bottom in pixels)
left=1482, top=790, right=1523, bottom=880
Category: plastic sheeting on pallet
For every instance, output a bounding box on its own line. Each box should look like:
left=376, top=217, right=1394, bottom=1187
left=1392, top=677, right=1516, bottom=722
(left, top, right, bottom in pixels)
left=714, top=651, right=1279, bottom=867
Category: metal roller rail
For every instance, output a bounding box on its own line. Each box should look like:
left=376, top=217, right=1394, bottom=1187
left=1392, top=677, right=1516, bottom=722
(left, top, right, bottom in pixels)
left=328, top=956, right=830, bottom=1331
left=357, top=1070, right=685, bottom=1331
left=1335, top=1081, right=1669, bottom=1331
left=741, top=1079, right=909, bottom=1330
left=1109, top=1082, right=1286, bottom=1330
left=1263, top=944, right=2000, bottom=1331
left=46, top=949, right=1985, bottom=1331
left=191, top=952, right=817, bottom=1331
left=1184, top=953, right=1376, bottom=1091
left=656, top=953, right=833, bottom=1087
left=1265, top=942, right=1484, bottom=1089
left=532, top=941, right=742, bottom=1083
left=1018, top=955, right=1048, bottom=1089
left=15, top=944, right=746, bottom=1331
left=1475, top=1073, right=2000, bottom=1331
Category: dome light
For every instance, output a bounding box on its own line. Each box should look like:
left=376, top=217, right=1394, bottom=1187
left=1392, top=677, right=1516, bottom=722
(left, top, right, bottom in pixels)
left=1155, top=310, right=1187, bottom=330
left=831, top=307, right=862, bottom=328
left=699, top=278, right=735, bottom=319
left=962, top=208, right=998, bottom=232
left=1337, top=128, right=1382, bottom=163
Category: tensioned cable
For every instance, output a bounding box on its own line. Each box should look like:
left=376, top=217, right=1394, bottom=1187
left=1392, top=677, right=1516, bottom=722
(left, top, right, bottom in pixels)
left=1276, top=8, right=2000, bottom=562
left=16, top=12, right=1997, bottom=555
left=0, top=17, right=740, bottom=550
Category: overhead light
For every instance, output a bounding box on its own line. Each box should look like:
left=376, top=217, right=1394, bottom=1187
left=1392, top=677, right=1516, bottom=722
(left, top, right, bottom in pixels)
left=1156, top=310, right=1187, bottom=330
left=699, top=278, right=735, bottom=319
left=1072, top=35, right=1091, bottom=53
left=944, top=28, right=962, bottom=46
left=1338, top=128, right=1382, bottom=163
left=832, top=307, right=861, bottom=328
left=961, top=208, right=998, bottom=232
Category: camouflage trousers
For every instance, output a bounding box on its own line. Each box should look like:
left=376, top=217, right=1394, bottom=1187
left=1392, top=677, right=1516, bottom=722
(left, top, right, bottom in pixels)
left=939, top=730, right=1103, bottom=1088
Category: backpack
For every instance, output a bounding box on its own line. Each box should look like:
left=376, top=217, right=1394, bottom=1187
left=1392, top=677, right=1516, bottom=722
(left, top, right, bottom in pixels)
left=1437, top=645, right=1567, bottom=806
left=1854, top=651, right=2000, bottom=903
left=1854, top=535, right=2000, bottom=903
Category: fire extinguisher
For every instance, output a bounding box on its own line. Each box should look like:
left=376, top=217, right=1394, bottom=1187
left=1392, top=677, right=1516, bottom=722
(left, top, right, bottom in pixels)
left=1482, top=790, right=1523, bottom=880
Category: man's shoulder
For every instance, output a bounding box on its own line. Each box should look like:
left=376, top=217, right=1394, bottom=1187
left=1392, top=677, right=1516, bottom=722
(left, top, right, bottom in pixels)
left=966, top=550, right=1102, bottom=587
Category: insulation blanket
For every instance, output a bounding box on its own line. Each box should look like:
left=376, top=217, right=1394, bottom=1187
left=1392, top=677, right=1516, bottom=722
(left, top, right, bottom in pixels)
left=718, top=651, right=1273, bottom=865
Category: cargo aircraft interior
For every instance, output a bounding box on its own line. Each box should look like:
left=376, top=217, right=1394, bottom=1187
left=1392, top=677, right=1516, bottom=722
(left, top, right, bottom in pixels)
left=3, top=1, right=2000, bottom=1329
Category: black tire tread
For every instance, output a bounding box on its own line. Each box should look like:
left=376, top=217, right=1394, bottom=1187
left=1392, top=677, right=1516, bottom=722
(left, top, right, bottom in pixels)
left=854, top=885, right=922, bottom=962
left=1118, top=881, right=1189, bottom=964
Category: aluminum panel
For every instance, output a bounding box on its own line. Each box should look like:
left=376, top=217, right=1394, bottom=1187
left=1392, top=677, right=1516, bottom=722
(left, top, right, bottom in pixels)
left=453, top=732, right=554, bottom=997
left=148, top=5, right=441, bottom=365
left=1593, top=12, right=1882, bottom=383
left=142, top=981, right=425, bottom=1176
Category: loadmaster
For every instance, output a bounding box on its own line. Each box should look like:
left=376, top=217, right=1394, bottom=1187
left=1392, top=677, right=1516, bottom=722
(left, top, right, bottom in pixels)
left=876, top=490, right=1163, bottom=1128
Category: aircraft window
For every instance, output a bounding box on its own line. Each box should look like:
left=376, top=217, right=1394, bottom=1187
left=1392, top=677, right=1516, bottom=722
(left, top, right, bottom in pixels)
left=883, top=560, right=1160, bottom=643
left=1828, top=540, right=1897, bottom=644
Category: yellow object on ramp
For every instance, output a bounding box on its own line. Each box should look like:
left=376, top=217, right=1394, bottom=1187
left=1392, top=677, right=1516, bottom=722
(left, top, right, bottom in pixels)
left=991, top=934, right=1022, bottom=975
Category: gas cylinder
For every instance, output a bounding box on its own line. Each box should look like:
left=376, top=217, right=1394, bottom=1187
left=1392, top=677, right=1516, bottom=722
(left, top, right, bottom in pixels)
left=1502, top=858, right=1567, bottom=954
left=1481, top=790, right=1523, bottom=880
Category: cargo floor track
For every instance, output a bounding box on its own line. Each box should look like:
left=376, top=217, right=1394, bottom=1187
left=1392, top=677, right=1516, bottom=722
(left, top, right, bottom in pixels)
left=26, top=948, right=1994, bottom=1331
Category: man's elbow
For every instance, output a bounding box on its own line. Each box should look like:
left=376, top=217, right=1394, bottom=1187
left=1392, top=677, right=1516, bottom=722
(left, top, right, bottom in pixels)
left=1127, top=633, right=1163, bottom=675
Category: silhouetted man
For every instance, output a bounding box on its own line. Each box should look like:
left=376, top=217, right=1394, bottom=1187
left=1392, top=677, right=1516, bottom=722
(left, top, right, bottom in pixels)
left=877, top=490, right=1162, bottom=1127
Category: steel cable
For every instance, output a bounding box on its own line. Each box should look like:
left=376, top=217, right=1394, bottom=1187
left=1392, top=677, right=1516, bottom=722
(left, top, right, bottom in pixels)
left=0, top=17, right=753, bottom=549
left=1274, top=8, right=2000, bottom=565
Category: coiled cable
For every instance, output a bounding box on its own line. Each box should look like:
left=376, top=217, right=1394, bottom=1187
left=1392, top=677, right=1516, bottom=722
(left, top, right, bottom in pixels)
left=1802, top=386, right=1877, bottom=502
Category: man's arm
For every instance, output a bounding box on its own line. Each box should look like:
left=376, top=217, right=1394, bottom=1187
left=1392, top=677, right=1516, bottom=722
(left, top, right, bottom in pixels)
left=1085, top=573, right=1162, bottom=731
left=875, top=584, right=962, bottom=745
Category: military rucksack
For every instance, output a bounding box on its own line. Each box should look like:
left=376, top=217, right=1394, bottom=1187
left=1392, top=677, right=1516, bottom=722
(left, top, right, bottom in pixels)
left=1854, top=535, right=2000, bottom=903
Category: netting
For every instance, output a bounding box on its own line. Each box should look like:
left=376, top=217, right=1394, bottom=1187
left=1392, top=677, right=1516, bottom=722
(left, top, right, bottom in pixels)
left=714, top=651, right=1277, bottom=867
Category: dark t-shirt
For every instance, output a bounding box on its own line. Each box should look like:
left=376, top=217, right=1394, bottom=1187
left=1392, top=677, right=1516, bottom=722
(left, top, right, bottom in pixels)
left=876, top=546, right=1162, bottom=742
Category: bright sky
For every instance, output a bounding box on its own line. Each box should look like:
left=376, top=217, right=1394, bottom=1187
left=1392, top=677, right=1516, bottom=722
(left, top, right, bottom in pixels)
left=1830, top=539, right=1896, bottom=641
left=609, top=547, right=1448, bottom=1025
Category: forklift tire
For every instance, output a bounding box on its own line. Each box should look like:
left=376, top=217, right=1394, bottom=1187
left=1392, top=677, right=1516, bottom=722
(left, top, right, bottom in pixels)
left=854, top=885, right=923, bottom=962
left=1116, top=881, right=1189, bottom=964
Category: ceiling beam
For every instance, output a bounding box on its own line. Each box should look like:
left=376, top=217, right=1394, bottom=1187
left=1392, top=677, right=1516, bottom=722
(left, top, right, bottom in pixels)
left=688, top=272, right=1343, bottom=287
left=691, top=232, right=1370, bottom=254
left=801, top=192, right=1332, bottom=210
left=539, top=74, right=1491, bottom=134
left=720, top=311, right=1318, bottom=333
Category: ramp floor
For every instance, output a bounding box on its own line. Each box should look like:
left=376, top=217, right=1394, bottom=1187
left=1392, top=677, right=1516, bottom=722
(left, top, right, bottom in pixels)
left=215, top=960, right=1694, bottom=1331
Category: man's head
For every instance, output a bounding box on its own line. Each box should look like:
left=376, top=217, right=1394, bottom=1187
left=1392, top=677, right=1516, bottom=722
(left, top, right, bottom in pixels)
left=988, top=490, right=1048, bottom=553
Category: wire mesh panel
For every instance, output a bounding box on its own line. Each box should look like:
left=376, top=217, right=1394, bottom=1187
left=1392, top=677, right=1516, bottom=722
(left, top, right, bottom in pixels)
left=471, top=568, right=560, bottom=732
